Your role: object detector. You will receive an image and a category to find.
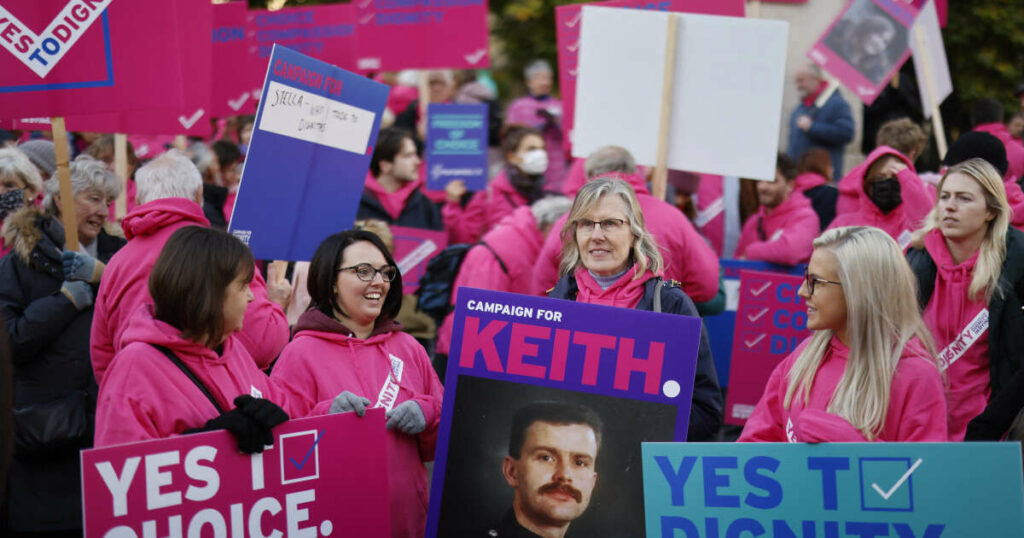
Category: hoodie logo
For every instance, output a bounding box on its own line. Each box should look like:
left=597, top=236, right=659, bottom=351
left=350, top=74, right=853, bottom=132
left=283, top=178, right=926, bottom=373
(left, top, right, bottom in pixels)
left=250, top=385, right=263, bottom=399
left=374, top=354, right=405, bottom=412
left=786, top=418, right=797, bottom=443
left=937, top=309, right=989, bottom=372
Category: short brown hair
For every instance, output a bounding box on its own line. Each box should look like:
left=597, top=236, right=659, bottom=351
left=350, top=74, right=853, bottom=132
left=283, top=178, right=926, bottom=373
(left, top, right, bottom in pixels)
left=149, top=226, right=255, bottom=347
left=875, top=118, right=927, bottom=159
left=797, top=147, right=833, bottom=182
left=500, top=124, right=543, bottom=161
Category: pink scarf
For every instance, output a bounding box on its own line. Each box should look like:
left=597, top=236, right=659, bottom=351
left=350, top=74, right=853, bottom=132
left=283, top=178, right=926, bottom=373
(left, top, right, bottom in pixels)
left=573, top=265, right=653, bottom=309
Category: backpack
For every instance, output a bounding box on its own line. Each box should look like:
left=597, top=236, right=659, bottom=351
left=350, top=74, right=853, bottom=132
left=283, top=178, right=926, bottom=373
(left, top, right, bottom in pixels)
left=416, top=242, right=507, bottom=325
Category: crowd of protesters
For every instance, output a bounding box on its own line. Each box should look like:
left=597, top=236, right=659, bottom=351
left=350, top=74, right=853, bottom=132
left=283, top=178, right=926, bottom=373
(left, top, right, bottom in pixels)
left=1, top=60, right=1023, bottom=538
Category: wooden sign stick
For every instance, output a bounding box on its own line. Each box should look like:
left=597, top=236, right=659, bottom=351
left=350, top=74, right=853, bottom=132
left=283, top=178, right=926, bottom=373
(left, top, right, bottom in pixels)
left=652, top=14, right=680, bottom=202
left=114, top=133, right=128, bottom=220
left=914, top=25, right=948, bottom=159
left=50, top=117, right=79, bottom=251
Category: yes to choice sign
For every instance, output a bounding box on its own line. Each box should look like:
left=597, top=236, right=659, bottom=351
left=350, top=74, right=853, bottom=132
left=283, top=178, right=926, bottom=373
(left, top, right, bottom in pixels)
left=81, top=412, right=390, bottom=538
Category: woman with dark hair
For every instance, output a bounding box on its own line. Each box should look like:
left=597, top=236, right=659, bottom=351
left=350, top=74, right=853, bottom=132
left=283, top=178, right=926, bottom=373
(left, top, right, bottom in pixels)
left=444, top=124, right=552, bottom=244
left=272, top=229, right=443, bottom=538
left=95, top=226, right=296, bottom=452
left=796, top=147, right=839, bottom=229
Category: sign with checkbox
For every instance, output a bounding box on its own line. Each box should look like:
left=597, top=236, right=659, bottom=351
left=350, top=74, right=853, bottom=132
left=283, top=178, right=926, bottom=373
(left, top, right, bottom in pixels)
left=642, top=442, right=1024, bottom=537
left=725, top=270, right=811, bottom=425
left=81, top=411, right=391, bottom=537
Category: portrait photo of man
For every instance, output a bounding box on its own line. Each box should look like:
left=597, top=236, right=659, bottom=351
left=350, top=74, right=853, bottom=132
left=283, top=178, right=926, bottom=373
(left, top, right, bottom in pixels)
left=491, top=402, right=602, bottom=537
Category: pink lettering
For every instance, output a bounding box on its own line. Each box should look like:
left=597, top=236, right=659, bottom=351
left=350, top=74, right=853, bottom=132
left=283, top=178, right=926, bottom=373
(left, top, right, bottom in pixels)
left=53, top=24, right=72, bottom=44
left=572, top=332, right=616, bottom=386
left=0, top=21, right=18, bottom=44
left=506, top=323, right=548, bottom=379
left=70, top=4, right=90, bottom=22
left=458, top=317, right=507, bottom=372
left=549, top=329, right=571, bottom=382
left=614, top=338, right=665, bottom=394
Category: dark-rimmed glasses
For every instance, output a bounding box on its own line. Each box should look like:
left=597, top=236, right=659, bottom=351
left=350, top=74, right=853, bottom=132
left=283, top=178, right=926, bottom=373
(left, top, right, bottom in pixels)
left=338, top=263, right=398, bottom=282
left=575, top=218, right=627, bottom=234
left=803, top=267, right=841, bottom=296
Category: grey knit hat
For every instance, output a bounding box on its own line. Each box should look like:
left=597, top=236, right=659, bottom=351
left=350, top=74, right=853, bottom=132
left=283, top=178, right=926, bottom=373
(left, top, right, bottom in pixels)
left=18, top=139, right=56, bottom=178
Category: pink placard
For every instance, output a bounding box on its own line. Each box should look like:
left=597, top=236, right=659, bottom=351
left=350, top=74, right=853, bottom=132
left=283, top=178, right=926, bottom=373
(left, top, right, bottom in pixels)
left=555, top=0, right=745, bottom=145
left=81, top=411, right=391, bottom=538
left=64, top=0, right=213, bottom=137
left=247, top=5, right=356, bottom=100
left=212, top=1, right=256, bottom=118
left=353, top=0, right=489, bottom=72
left=807, top=0, right=919, bottom=106
left=724, top=270, right=811, bottom=426
left=0, top=0, right=186, bottom=119
left=391, top=225, right=448, bottom=295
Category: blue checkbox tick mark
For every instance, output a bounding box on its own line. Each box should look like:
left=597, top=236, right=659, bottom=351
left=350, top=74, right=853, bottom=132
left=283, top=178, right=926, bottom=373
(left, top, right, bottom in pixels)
left=289, top=430, right=324, bottom=470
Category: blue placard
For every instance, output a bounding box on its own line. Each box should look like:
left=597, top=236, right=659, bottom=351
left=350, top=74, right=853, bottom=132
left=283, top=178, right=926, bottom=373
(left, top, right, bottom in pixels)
left=704, top=259, right=805, bottom=387
left=425, top=103, right=488, bottom=191
left=643, top=442, right=1024, bottom=537
left=427, top=288, right=703, bottom=537
left=229, top=44, right=389, bottom=261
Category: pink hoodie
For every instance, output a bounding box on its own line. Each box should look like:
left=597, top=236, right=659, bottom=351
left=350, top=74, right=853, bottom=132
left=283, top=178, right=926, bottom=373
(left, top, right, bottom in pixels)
left=364, top=172, right=426, bottom=221
left=505, top=95, right=569, bottom=189
left=436, top=206, right=542, bottom=355
left=829, top=147, right=928, bottom=249
left=95, top=304, right=302, bottom=447
left=90, top=198, right=288, bottom=383
left=271, top=309, right=443, bottom=538
left=920, top=229, right=990, bottom=440
left=443, top=168, right=528, bottom=244
left=735, top=191, right=819, bottom=265
left=974, top=123, right=1024, bottom=182
left=532, top=172, right=720, bottom=302
left=835, top=146, right=934, bottom=223
left=739, top=336, right=947, bottom=442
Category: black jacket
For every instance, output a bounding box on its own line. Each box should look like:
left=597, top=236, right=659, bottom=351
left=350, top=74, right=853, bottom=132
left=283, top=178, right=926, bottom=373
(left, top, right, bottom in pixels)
left=907, top=228, right=1024, bottom=440
left=548, top=274, right=724, bottom=441
left=803, top=184, right=839, bottom=230
left=357, top=187, right=444, bottom=231
left=0, top=206, right=125, bottom=531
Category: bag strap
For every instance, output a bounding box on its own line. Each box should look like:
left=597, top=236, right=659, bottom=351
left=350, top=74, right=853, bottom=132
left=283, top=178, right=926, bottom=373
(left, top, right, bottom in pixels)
left=653, top=279, right=664, bottom=313
left=150, top=344, right=226, bottom=415
left=478, top=241, right=509, bottom=274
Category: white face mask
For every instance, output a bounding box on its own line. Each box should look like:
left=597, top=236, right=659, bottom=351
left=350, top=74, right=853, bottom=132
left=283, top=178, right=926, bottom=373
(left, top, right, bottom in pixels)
left=518, top=149, right=548, bottom=176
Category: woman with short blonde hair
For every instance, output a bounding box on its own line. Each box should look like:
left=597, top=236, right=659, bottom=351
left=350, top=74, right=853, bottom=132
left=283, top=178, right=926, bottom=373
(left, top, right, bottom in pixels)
left=907, top=158, right=1024, bottom=440
left=741, top=226, right=947, bottom=442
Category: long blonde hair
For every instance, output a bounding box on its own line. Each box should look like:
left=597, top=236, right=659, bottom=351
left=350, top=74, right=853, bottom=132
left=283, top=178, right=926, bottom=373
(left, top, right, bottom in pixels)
left=784, top=227, right=937, bottom=440
left=910, top=158, right=1009, bottom=302
left=558, top=177, right=662, bottom=278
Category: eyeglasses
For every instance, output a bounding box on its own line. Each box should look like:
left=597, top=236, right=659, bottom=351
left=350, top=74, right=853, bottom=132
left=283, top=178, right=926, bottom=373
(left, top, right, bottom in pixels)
left=575, top=218, right=627, bottom=234
left=338, top=263, right=399, bottom=282
left=803, top=267, right=841, bottom=296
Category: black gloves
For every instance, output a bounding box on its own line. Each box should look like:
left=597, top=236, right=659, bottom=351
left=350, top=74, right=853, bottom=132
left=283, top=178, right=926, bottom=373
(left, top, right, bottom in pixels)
left=186, top=395, right=289, bottom=453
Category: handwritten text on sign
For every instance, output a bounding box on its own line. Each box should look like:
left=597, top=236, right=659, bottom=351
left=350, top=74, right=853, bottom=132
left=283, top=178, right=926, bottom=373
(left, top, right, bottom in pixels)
left=259, top=78, right=375, bottom=154
left=82, top=412, right=390, bottom=538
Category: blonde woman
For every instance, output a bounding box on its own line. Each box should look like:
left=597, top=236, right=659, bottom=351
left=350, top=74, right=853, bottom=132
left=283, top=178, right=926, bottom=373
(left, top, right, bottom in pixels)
left=906, top=158, right=1024, bottom=440
left=548, top=177, right=723, bottom=441
left=740, top=226, right=946, bottom=442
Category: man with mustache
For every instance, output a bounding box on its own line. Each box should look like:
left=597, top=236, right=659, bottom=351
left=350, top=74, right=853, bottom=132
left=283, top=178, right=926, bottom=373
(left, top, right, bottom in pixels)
left=487, top=401, right=602, bottom=537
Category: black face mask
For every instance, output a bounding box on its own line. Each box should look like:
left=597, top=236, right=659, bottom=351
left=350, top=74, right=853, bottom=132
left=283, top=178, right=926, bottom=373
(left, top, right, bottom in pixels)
left=869, top=178, right=901, bottom=214
left=0, top=188, right=26, bottom=221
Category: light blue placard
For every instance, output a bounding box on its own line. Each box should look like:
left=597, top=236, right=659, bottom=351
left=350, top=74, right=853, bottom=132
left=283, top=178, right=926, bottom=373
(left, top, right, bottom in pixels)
left=643, top=442, right=1024, bottom=537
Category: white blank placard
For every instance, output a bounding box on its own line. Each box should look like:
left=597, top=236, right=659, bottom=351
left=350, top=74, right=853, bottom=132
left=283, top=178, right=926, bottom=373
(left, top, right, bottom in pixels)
left=573, top=7, right=788, bottom=181
left=910, top=1, right=951, bottom=118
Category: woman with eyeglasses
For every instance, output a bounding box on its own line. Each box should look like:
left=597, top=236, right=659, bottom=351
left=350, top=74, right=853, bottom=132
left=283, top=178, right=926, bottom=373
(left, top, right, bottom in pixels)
left=739, top=226, right=947, bottom=442
left=906, top=159, right=1024, bottom=441
left=271, top=229, right=443, bottom=538
left=547, top=177, right=724, bottom=441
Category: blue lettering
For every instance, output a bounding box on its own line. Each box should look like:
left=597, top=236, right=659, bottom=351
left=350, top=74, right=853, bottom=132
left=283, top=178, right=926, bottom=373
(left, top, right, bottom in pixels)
left=376, top=11, right=444, bottom=25
left=726, top=518, right=765, bottom=538
left=744, top=457, right=782, bottom=509
left=211, top=26, right=245, bottom=43
left=41, top=37, right=60, bottom=55
left=772, top=520, right=817, bottom=538
left=845, top=522, right=889, bottom=538
left=776, top=283, right=801, bottom=303
left=703, top=457, right=740, bottom=508
left=773, top=311, right=807, bottom=330
left=770, top=335, right=801, bottom=355
left=826, top=521, right=840, bottom=538
left=655, top=455, right=698, bottom=506
left=807, top=457, right=848, bottom=510
left=893, top=523, right=945, bottom=538
left=28, top=47, right=49, bottom=66
left=661, top=516, right=699, bottom=538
